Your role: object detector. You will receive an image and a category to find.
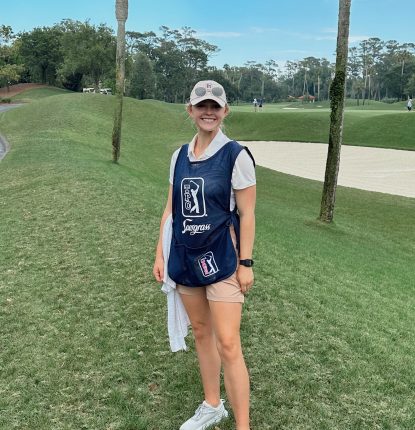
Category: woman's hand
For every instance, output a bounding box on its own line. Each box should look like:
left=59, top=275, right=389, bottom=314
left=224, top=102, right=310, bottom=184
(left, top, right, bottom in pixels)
left=237, top=265, right=254, bottom=294
left=153, top=255, right=165, bottom=283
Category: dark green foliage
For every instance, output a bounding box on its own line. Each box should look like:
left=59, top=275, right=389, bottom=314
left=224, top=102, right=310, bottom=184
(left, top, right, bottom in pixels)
left=0, top=25, right=23, bottom=86
left=57, top=20, right=116, bottom=90
left=129, top=53, right=155, bottom=99
left=18, top=27, right=63, bottom=84
left=126, top=26, right=218, bottom=103
left=14, top=21, right=116, bottom=90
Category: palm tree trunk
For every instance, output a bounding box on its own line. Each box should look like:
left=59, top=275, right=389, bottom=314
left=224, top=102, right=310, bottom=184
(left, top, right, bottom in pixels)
left=112, top=0, right=128, bottom=163
left=319, top=0, right=352, bottom=222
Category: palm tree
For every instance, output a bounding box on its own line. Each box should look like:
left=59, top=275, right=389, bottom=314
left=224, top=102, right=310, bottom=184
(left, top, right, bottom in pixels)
left=112, top=0, right=128, bottom=163
left=319, top=0, right=352, bottom=222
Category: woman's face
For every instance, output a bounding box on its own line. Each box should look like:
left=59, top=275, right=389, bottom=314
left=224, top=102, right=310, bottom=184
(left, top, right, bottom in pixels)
left=188, top=100, right=229, bottom=133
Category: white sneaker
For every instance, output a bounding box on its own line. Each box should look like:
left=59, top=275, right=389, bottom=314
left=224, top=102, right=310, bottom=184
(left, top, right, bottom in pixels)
left=179, top=399, right=229, bottom=430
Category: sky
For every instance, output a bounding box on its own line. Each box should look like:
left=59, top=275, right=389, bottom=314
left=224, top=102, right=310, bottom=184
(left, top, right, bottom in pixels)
left=2, top=0, right=414, bottom=69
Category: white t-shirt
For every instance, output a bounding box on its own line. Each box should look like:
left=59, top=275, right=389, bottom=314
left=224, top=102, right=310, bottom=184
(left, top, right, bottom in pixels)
left=169, top=129, right=256, bottom=211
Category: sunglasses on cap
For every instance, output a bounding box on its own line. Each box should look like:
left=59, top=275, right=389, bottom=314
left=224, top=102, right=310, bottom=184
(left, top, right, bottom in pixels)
left=194, top=85, right=224, bottom=98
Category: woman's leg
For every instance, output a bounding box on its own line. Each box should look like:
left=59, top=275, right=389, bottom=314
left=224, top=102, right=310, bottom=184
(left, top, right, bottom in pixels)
left=209, top=301, right=250, bottom=430
left=180, top=292, right=222, bottom=407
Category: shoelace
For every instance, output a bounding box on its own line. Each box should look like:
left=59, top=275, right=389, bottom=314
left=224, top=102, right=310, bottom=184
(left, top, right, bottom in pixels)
left=194, top=403, right=213, bottom=420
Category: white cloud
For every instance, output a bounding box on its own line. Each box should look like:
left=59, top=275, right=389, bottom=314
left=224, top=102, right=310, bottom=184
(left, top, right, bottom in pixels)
left=196, top=31, right=242, bottom=38
left=251, top=26, right=273, bottom=34
left=348, top=35, right=371, bottom=43
left=249, top=27, right=336, bottom=42
left=278, top=49, right=312, bottom=54
left=314, top=35, right=337, bottom=41
left=321, top=27, right=337, bottom=34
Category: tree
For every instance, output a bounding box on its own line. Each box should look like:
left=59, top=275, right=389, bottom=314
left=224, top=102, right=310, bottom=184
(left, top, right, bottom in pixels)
left=319, top=0, right=352, bottom=223
left=282, top=58, right=332, bottom=101
left=8, top=19, right=415, bottom=104
left=381, top=40, right=402, bottom=100
left=126, top=26, right=218, bottom=103
left=285, top=60, right=298, bottom=97
left=404, top=72, right=415, bottom=96
left=0, top=25, right=23, bottom=89
left=112, top=0, right=128, bottom=163
left=57, top=20, right=116, bottom=91
left=18, top=26, right=63, bottom=84
left=348, top=46, right=363, bottom=102
left=396, top=43, right=415, bottom=99
left=130, top=53, right=155, bottom=99
left=0, top=64, right=23, bottom=89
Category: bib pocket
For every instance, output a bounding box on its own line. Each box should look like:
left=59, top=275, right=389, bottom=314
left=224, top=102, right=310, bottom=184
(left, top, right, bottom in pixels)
left=168, top=225, right=237, bottom=287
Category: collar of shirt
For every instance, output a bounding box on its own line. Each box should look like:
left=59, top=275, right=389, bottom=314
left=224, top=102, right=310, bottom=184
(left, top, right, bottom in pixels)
left=188, top=129, right=230, bottom=161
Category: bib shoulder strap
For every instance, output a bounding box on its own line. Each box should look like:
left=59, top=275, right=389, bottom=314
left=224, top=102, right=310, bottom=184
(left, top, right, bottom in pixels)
left=227, top=140, right=256, bottom=168
left=243, top=146, right=256, bottom=168
left=177, top=143, right=188, bottom=163
left=173, top=144, right=189, bottom=185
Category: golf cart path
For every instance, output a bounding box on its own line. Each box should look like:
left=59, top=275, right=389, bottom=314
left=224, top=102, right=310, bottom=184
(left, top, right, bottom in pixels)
left=0, top=104, right=24, bottom=160
left=241, top=141, right=415, bottom=199
left=0, top=133, right=10, bottom=161
left=0, top=83, right=48, bottom=98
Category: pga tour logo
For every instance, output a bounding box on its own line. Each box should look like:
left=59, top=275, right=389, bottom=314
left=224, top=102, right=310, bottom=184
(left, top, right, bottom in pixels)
left=198, top=251, right=219, bottom=278
left=181, top=177, right=207, bottom=217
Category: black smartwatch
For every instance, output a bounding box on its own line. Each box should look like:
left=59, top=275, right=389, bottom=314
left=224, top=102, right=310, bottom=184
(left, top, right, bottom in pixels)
left=239, top=259, right=254, bottom=267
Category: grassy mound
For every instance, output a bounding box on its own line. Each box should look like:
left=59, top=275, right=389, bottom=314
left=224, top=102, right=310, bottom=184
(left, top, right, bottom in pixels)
left=227, top=109, right=415, bottom=150
left=284, top=98, right=405, bottom=110
left=0, top=93, right=414, bottom=429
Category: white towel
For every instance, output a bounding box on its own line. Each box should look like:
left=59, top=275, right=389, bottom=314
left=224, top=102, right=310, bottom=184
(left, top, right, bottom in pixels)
left=161, top=214, right=190, bottom=352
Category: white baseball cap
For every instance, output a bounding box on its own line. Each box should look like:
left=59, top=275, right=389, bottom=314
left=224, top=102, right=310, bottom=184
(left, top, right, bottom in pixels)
left=189, top=80, right=227, bottom=107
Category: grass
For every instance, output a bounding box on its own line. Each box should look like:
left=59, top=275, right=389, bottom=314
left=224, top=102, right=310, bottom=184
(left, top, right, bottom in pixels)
left=231, top=98, right=406, bottom=112
left=226, top=109, right=415, bottom=151
left=227, top=97, right=415, bottom=151
left=10, top=87, right=71, bottom=102
left=0, top=90, right=414, bottom=429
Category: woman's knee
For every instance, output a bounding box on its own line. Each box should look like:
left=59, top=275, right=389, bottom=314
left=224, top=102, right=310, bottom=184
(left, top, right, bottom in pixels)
left=192, top=320, right=214, bottom=342
left=216, top=336, right=242, bottom=363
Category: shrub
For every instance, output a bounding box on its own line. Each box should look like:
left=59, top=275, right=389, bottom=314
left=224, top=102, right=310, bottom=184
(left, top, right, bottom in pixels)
left=381, top=97, right=400, bottom=104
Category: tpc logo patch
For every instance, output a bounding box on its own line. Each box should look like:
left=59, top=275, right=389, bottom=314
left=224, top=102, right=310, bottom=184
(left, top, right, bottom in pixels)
left=198, top=252, right=219, bottom=277
left=181, top=177, right=206, bottom=217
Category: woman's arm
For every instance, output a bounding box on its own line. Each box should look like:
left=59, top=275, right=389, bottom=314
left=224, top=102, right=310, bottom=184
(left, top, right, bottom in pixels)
left=153, top=185, right=173, bottom=283
left=234, top=185, right=256, bottom=293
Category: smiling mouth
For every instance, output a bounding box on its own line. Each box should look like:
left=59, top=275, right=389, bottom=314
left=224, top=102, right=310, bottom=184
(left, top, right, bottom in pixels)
left=201, top=118, right=216, bottom=122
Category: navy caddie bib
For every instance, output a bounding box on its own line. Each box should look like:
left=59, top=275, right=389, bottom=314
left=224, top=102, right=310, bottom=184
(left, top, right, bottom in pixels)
left=168, top=141, right=245, bottom=287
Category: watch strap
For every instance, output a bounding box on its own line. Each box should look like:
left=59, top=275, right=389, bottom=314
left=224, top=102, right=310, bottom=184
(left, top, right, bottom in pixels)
left=239, top=259, right=254, bottom=267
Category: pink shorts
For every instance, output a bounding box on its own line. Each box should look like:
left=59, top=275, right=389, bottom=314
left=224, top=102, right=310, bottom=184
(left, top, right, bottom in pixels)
left=176, top=226, right=244, bottom=303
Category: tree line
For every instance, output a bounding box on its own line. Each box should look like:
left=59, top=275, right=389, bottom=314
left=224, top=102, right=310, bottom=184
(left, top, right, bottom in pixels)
left=1, top=22, right=414, bottom=103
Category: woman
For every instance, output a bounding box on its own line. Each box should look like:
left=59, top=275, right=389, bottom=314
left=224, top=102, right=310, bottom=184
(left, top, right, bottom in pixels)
left=153, top=80, right=256, bottom=430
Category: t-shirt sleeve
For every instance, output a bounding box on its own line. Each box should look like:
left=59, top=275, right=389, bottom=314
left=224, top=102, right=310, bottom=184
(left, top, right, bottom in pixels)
left=169, top=148, right=180, bottom=185
left=232, top=149, right=256, bottom=190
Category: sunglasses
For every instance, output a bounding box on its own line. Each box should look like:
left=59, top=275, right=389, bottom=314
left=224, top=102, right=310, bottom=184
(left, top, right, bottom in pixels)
left=194, top=85, right=224, bottom=98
